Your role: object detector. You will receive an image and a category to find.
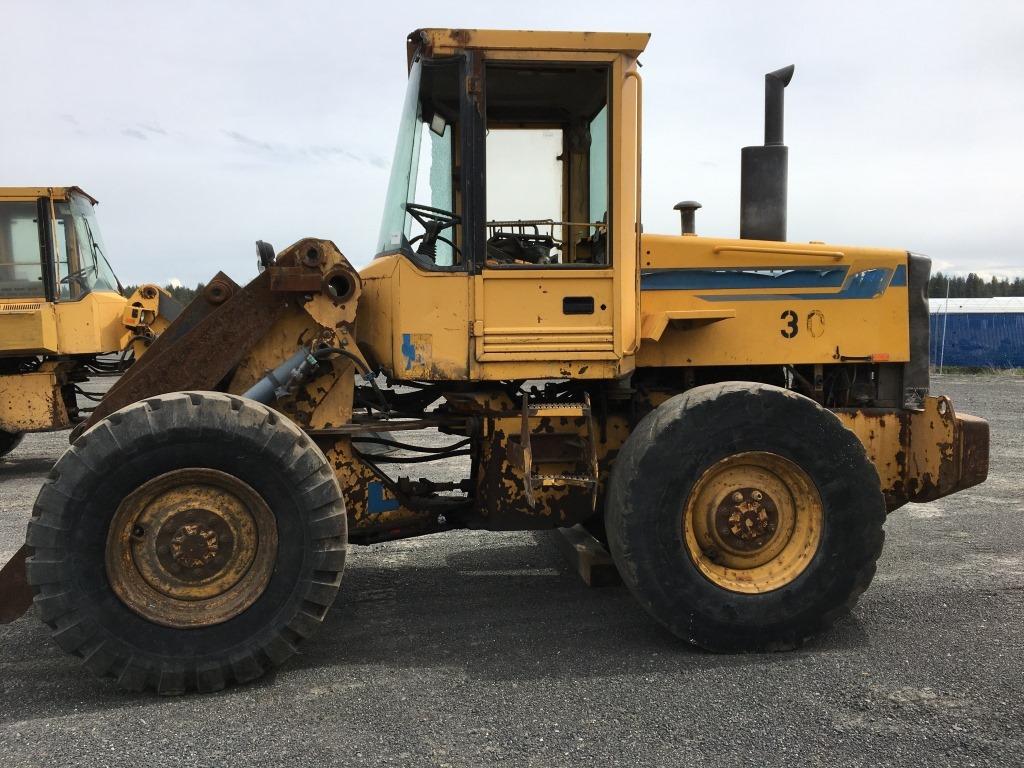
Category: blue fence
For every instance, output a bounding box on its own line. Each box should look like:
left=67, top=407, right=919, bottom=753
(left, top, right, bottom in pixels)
left=930, top=312, right=1024, bottom=368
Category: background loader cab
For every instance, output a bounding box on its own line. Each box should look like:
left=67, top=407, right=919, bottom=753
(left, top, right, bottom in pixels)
left=0, top=187, right=172, bottom=455
left=361, top=30, right=644, bottom=381
left=0, top=186, right=120, bottom=303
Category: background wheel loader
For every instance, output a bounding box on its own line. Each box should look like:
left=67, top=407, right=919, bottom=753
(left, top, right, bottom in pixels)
left=0, top=29, right=989, bottom=694
left=0, top=186, right=177, bottom=456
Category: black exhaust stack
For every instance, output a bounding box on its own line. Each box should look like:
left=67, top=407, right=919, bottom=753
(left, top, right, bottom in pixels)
left=740, top=65, right=795, bottom=241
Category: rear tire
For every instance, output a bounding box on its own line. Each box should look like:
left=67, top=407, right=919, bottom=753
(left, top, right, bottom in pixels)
left=0, top=429, right=24, bottom=459
left=26, top=391, right=346, bottom=694
left=606, top=382, right=885, bottom=651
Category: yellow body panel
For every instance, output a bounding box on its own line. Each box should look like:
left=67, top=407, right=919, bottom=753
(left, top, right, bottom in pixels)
left=358, top=255, right=471, bottom=380
left=474, top=270, right=616, bottom=360
left=637, top=234, right=910, bottom=367
left=357, top=258, right=626, bottom=381
left=54, top=291, right=131, bottom=354
left=0, top=362, right=72, bottom=432
left=0, top=301, right=58, bottom=354
left=0, top=291, right=130, bottom=355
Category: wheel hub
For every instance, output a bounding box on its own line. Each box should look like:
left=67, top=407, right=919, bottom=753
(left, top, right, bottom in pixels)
left=106, top=468, right=278, bottom=628
left=170, top=522, right=220, bottom=570
left=716, top=488, right=779, bottom=550
left=683, top=452, right=823, bottom=594
left=154, top=508, right=233, bottom=581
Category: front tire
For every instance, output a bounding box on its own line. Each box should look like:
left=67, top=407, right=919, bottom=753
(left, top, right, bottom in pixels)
left=0, top=429, right=24, bottom=459
left=606, top=382, right=885, bottom=651
left=26, top=392, right=346, bottom=694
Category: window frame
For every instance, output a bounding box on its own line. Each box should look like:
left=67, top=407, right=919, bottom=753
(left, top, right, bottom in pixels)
left=478, top=60, right=613, bottom=273
left=0, top=197, right=56, bottom=302
left=376, top=53, right=478, bottom=275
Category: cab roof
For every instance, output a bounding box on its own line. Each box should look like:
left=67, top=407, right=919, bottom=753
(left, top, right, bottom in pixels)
left=407, top=28, right=651, bottom=68
left=0, top=186, right=98, bottom=204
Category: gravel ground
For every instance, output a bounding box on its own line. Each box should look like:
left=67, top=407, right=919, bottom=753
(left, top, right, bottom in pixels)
left=0, top=373, right=1021, bottom=767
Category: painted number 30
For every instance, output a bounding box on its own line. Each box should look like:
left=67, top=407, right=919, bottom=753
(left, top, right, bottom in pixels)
left=780, top=309, right=799, bottom=339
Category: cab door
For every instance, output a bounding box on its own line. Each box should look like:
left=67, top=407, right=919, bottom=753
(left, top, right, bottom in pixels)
left=470, top=57, right=639, bottom=380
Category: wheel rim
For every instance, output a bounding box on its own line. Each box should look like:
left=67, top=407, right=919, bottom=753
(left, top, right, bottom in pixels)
left=106, top=468, right=278, bottom=628
left=682, top=452, right=822, bottom=594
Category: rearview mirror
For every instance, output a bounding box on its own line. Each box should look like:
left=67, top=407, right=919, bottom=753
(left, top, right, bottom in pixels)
left=429, top=113, right=447, bottom=137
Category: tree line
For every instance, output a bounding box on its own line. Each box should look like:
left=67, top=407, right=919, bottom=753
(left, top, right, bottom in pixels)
left=929, top=273, right=1024, bottom=299
left=122, top=283, right=205, bottom=304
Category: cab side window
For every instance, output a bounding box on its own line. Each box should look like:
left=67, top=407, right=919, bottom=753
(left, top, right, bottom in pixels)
left=484, top=64, right=610, bottom=267
left=0, top=202, right=45, bottom=299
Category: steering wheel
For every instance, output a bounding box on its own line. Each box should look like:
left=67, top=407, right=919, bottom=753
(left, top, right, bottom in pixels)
left=403, top=203, right=462, bottom=262
left=60, top=264, right=98, bottom=286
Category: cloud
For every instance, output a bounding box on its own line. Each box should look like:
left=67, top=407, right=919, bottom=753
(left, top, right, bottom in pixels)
left=308, top=143, right=389, bottom=168
left=223, top=129, right=276, bottom=153
left=121, top=128, right=148, bottom=140
left=307, top=144, right=364, bottom=163
left=222, top=129, right=388, bottom=169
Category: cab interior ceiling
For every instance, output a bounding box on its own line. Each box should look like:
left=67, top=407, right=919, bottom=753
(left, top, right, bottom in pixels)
left=418, top=60, right=609, bottom=125
left=484, top=64, right=608, bottom=124
left=419, top=58, right=461, bottom=124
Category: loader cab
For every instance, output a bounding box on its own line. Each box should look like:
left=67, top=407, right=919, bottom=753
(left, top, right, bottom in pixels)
left=376, top=58, right=612, bottom=270
left=0, top=187, right=120, bottom=303
left=367, top=29, right=647, bottom=381
left=0, top=187, right=128, bottom=357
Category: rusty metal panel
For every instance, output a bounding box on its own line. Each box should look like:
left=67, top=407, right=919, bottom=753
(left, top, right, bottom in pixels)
left=0, top=363, right=72, bottom=433
left=834, top=397, right=989, bottom=510
left=269, top=266, right=324, bottom=293
left=476, top=420, right=595, bottom=530
left=77, top=271, right=290, bottom=433
left=951, top=413, right=989, bottom=498
left=0, top=545, right=32, bottom=624
left=105, top=272, right=240, bottom=402
left=552, top=525, right=621, bottom=587
left=322, top=437, right=437, bottom=542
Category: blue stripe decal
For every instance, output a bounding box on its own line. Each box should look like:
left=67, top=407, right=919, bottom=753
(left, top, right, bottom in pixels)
left=367, top=482, right=400, bottom=514
left=890, top=264, right=907, bottom=287
left=640, top=267, right=848, bottom=291
left=696, top=268, right=894, bottom=302
left=401, top=333, right=416, bottom=371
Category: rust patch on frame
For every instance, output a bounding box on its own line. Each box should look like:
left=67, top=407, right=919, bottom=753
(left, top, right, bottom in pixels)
left=834, top=396, right=989, bottom=511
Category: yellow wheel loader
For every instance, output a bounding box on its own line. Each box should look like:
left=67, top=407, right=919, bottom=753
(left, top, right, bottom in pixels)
left=0, top=186, right=176, bottom=456
left=0, top=31, right=988, bottom=694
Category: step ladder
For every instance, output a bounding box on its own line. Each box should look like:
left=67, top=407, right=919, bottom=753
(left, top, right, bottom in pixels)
left=507, top=394, right=600, bottom=510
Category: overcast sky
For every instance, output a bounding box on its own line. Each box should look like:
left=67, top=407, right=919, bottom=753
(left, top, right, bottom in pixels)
left=2, top=0, right=1022, bottom=286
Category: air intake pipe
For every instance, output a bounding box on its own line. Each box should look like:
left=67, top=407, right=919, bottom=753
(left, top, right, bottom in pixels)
left=740, top=65, right=795, bottom=241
